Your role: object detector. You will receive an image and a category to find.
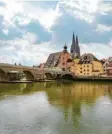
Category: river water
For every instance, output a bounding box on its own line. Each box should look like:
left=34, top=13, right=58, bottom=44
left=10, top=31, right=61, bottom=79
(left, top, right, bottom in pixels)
left=0, top=82, right=112, bottom=134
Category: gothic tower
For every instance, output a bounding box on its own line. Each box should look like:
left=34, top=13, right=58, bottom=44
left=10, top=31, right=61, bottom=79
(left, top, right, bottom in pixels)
left=76, top=35, right=80, bottom=57
left=70, top=33, right=80, bottom=59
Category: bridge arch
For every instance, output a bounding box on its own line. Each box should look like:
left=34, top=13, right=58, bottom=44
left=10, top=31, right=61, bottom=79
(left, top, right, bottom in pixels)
left=23, top=70, right=35, bottom=81
left=62, top=74, right=74, bottom=80
left=45, top=72, right=56, bottom=80
left=0, top=68, right=7, bottom=81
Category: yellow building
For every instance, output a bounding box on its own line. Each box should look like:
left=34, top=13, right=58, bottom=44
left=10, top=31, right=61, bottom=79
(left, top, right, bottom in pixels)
left=71, top=53, right=104, bottom=76
left=92, top=61, right=104, bottom=76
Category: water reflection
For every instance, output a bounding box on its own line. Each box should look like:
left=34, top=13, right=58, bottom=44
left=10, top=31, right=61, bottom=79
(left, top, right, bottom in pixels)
left=45, top=82, right=112, bottom=127
left=0, top=82, right=112, bottom=134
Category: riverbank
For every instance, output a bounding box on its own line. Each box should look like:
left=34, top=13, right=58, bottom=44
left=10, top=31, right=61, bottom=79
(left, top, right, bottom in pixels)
left=0, top=80, right=33, bottom=83
left=73, top=76, right=112, bottom=82
left=0, top=77, right=112, bottom=83
left=0, top=79, right=57, bottom=83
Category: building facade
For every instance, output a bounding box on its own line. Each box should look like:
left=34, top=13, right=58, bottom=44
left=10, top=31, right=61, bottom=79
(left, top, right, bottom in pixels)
left=71, top=53, right=104, bottom=76
left=44, top=45, right=72, bottom=71
left=71, top=62, right=92, bottom=76
left=105, top=57, right=112, bottom=76
left=107, top=63, right=112, bottom=76
left=103, top=57, right=112, bottom=74
left=44, top=33, right=106, bottom=77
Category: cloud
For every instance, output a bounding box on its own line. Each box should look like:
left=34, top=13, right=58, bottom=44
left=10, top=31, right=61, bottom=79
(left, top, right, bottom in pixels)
left=109, top=39, right=112, bottom=48
left=80, top=39, right=112, bottom=59
left=96, top=12, right=112, bottom=26
left=96, top=24, right=112, bottom=33
left=0, top=0, right=62, bottom=30
left=98, top=2, right=112, bottom=15
left=0, top=0, right=23, bottom=26
left=0, top=32, right=55, bottom=66
left=0, top=0, right=112, bottom=65
left=51, top=11, right=112, bottom=45
left=18, top=21, right=52, bottom=43
left=2, top=29, right=9, bottom=35
left=58, top=0, right=100, bottom=23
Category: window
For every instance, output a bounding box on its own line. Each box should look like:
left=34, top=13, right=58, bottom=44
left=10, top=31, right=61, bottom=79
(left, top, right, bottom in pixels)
left=87, top=69, right=89, bottom=71
left=84, top=69, right=86, bottom=72
left=68, top=67, right=70, bottom=72
left=80, top=71, right=82, bottom=73
left=62, top=68, right=65, bottom=71
left=84, top=56, right=87, bottom=60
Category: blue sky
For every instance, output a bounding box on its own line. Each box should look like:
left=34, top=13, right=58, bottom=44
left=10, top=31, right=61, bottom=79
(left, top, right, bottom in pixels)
left=0, top=0, right=112, bottom=66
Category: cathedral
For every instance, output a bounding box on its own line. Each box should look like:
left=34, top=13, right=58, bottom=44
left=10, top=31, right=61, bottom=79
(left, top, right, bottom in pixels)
left=70, top=33, right=80, bottom=59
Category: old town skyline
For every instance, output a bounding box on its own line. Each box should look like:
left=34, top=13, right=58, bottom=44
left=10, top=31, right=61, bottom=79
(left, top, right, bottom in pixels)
left=0, top=0, right=111, bottom=66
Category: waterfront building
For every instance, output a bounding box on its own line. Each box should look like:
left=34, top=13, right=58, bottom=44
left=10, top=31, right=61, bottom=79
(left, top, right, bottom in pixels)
left=44, top=33, right=106, bottom=77
left=70, top=33, right=80, bottom=59
left=71, top=53, right=104, bottom=76
left=103, top=57, right=112, bottom=73
left=45, top=33, right=81, bottom=71
left=107, top=63, right=112, bottom=76
left=103, top=57, right=112, bottom=76
left=44, top=44, right=72, bottom=71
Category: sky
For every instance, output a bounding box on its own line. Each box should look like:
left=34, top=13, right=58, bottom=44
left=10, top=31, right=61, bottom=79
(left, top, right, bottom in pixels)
left=0, top=0, right=112, bottom=66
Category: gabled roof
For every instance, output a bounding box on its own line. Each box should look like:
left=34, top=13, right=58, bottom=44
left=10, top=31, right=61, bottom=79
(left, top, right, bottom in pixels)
left=44, top=52, right=62, bottom=67
left=80, top=53, right=98, bottom=61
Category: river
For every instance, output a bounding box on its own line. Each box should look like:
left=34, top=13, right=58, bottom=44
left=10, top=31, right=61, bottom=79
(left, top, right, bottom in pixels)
left=0, top=82, right=112, bottom=134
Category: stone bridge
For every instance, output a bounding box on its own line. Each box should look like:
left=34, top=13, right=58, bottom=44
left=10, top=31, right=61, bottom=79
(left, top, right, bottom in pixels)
left=0, top=63, right=75, bottom=81
left=0, top=63, right=45, bottom=81
left=44, top=68, right=75, bottom=80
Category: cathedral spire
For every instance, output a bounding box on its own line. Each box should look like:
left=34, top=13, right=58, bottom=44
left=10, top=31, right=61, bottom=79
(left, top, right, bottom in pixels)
left=70, top=32, right=76, bottom=53
left=76, top=35, right=80, bottom=57
left=76, top=35, right=78, bottom=45
left=72, top=32, right=75, bottom=45
left=70, top=33, right=80, bottom=59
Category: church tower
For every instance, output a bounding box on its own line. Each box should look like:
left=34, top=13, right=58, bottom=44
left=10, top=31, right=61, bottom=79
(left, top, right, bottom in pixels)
left=70, top=33, right=80, bottom=59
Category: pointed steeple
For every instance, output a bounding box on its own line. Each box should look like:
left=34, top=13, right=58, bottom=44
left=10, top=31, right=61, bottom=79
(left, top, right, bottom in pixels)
left=72, top=32, right=75, bottom=45
left=76, top=35, right=80, bottom=57
left=76, top=35, right=78, bottom=45
left=70, top=33, right=80, bottom=59
left=70, top=32, right=76, bottom=53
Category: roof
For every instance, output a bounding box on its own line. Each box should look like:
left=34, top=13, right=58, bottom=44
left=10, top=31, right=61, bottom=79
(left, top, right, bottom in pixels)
left=108, top=57, right=112, bottom=62
left=44, top=52, right=62, bottom=67
left=80, top=53, right=98, bottom=61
